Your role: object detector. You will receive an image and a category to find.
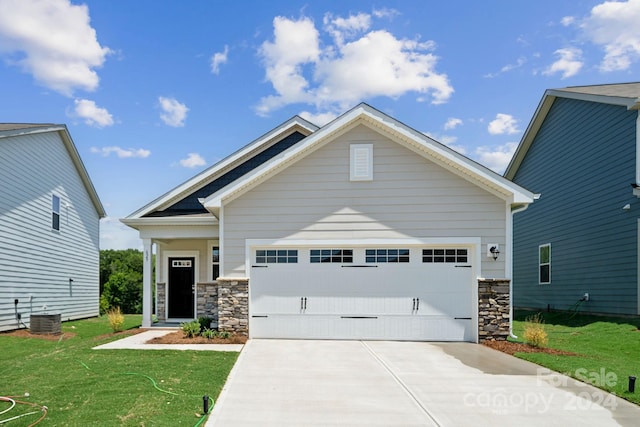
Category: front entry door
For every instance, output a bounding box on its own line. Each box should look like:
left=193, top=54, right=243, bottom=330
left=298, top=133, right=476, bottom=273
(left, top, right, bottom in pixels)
left=168, top=257, right=195, bottom=318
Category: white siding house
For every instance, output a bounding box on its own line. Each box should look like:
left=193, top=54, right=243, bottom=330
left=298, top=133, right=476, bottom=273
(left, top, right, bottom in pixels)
left=0, top=124, right=106, bottom=332
left=123, top=104, right=534, bottom=341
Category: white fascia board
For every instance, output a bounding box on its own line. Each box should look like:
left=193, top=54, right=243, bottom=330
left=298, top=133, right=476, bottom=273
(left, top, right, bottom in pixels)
left=0, top=124, right=65, bottom=139
left=120, top=216, right=218, bottom=230
left=126, top=116, right=318, bottom=219
left=547, top=89, right=640, bottom=109
left=204, top=103, right=535, bottom=211
left=246, top=237, right=482, bottom=248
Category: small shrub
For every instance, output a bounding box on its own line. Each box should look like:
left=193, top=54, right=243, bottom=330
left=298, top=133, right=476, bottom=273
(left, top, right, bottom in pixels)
left=181, top=320, right=201, bottom=338
left=523, top=312, right=548, bottom=347
left=201, top=328, right=218, bottom=339
left=218, top=330, right=231, bottom=339
left=107, top=307, right=125, bottom=333
left=198, top=316, right=213, bottom=330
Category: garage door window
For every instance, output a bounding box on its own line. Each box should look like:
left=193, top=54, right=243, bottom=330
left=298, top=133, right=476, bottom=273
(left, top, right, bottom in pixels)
left=255, top=250, right=298, bottom=264
left=310, top=249, right=353, bottom=263
left=422, top=249, right=467, bottom=263
left=365, top=249, right=410, bottom=263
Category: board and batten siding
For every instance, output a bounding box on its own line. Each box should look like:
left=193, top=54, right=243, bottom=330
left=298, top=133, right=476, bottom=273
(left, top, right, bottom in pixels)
left=223, top=124, right=507, bottom=277
left=512, top=98, right=638, bottom=315
left=0, top=131, right=100, bottom=331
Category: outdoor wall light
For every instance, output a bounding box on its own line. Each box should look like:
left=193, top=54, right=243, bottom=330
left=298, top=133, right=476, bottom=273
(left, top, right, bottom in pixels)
left=489, top=245, right=500, bottom=261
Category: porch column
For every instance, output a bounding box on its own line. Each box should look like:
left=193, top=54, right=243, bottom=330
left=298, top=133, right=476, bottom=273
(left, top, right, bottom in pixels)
left=142, top=238, right=153, bottom=327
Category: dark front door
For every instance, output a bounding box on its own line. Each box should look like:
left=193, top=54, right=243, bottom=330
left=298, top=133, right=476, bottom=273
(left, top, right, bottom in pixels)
left=168, top=257, right=195, bottom=318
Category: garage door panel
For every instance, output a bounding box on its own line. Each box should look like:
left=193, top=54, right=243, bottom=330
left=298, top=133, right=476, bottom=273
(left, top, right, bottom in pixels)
left=250, top=246, right=475, bottom=341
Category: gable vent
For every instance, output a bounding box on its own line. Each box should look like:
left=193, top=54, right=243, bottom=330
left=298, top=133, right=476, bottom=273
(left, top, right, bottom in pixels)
left=350, top=144, right=373, bottom=181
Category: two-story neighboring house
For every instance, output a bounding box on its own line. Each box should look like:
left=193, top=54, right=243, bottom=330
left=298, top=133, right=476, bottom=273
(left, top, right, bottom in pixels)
left=505, top=83, right=640, bottom=315
left=0, top=124, right=106, bottom=332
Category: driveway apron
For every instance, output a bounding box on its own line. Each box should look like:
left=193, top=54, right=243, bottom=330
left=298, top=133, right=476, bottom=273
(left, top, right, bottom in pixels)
left=206, top=340, right=640, bottom=427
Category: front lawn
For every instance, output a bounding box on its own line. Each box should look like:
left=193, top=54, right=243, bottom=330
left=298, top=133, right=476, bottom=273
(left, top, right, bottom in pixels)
left=511, top=310, right=640, bottom=405
left=0, top=315, right=238, bottom=426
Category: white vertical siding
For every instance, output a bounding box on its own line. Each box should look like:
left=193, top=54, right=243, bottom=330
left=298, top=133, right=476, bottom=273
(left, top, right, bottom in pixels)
left=0, top=131, right=100, bottom=331
left=224, top=124, right=506, bottom=277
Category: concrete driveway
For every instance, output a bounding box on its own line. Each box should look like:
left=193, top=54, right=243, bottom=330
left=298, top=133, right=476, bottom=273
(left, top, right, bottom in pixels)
left=206, top=340, right=640, bottom=427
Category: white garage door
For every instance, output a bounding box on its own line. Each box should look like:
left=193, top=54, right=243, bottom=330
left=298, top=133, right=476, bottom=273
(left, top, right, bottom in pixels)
left=249, top=246, right=475, bottom=341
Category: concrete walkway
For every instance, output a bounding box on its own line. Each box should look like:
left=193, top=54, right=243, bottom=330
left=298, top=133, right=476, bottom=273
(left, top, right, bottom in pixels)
left=93, top=330, right=243, bottom=352
left=207, top=340, right=640, bottom=427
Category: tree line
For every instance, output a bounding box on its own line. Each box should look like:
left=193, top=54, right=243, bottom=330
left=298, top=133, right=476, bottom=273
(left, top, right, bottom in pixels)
left=100, top=249, right=144, bottom=314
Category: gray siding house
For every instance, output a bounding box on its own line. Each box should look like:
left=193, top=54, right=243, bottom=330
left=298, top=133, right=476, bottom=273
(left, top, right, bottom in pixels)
left=0, top=124, right=106, bottom=332
left=123, top=104, right=535, bottom=342
left=505, top=83, right=640, bottom=315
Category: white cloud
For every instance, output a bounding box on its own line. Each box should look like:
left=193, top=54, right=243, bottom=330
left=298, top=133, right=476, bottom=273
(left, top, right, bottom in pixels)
left=158, top=96, right=189, bottom=127
left=298, top=110, right=338, bottom=126
left=211, top=45, right=228, bottom=74
left=100, top=216, right=142, bottom=250
left=0, top=0, right=111, bottom=96
left=561, top=16, right=575, bottom=26
left=475, top=142, right=518, bottom=174
left=580, top=0, right=640, bottom=71
left=91, top=146, right=150, bottom=158
left=488, top=113, right=519, bottom=135
left=543, top=47, right=583, bottom=78
left=179, top=153, right=206, bottom=168
left=257, top=13, right=453, bottom=116
left=444, top=117, right=463, bottom=130
left=323, top=12, right=371, bottom=45
left=484, top=56, right=528, bottom=78
left=72, top=99, right=113, bottom=127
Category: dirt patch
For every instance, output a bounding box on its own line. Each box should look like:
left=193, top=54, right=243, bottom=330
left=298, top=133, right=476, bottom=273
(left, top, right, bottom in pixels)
left=483, top=340, right=579, bottom=356
left=0, top=328, right=76, bottom=341
left=147, top=330, right=247, bottom=345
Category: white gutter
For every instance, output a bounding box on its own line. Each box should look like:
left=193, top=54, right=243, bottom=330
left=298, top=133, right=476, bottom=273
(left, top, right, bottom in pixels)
left=509, top=202, right=536, bottom=339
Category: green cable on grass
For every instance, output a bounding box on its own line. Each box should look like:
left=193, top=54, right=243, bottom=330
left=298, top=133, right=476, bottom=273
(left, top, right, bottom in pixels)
left=122, top=372, right=180, bottom=396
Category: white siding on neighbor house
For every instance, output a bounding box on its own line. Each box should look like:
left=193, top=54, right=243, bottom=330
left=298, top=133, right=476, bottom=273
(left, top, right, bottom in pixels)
left=0, top=131, right=100, bottom=331
left=223, top=124, right=506, bottom=277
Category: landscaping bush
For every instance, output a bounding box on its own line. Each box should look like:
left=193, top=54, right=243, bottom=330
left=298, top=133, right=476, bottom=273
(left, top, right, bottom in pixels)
left=523, top=312, right=548, bottom=347
left=107, top=307, right=125, bottom=332
left=202, top=328, right=218, bottom=339
left=198, top=316, right=213, bottom=330
left=181, top=320, right=201, bottom=338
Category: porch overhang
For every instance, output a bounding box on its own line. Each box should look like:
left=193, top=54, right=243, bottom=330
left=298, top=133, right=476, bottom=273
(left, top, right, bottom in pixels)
left=120, top=216, right=219, bottom=240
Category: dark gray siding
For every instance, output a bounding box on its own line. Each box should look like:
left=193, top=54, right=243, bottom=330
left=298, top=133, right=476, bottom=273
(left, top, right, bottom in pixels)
left=512, top=97, right=638, bottom=315
left=148, top=131, right=307, bottom=216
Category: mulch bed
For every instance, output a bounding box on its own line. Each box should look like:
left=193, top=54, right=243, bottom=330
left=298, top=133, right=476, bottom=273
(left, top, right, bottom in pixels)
left=483, top=339, right=579, bottom=356
left=147, top=330, right=248, bottom=345
left=0, top=328, right=76, bottom=341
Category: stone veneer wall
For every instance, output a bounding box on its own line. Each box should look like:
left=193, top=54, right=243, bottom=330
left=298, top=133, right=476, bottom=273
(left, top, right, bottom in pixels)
left=478, top=278, right=511, bottom=342
left=216, top=278, right=249, bottom=335
left=196, top=282, right=219, bottom=326
left=156, top=283, right=166, bottom=321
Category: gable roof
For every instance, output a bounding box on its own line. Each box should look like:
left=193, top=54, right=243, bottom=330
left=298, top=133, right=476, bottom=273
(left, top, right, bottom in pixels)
left=504, top=82, right=640, bottom=180
left=202, top=103, right=535, bottom=217
left=124, top=115, right=318, bottom=221
left=0, top=124, right=106, bottom=218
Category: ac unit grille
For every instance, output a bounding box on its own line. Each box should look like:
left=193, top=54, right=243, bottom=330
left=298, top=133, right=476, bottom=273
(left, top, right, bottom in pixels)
left=30, top=314, right=62, bottom=335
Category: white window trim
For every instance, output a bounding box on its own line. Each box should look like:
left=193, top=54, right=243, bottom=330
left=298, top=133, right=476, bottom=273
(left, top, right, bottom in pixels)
left=163, top=250, right=199, bottom=321
left=350, top=144, right=373, bottom=181
left=207, top=240, right=220, bottom=281
left=52, top=193, right=61, bottom=231
left=539, top=243, right=551, bottom=285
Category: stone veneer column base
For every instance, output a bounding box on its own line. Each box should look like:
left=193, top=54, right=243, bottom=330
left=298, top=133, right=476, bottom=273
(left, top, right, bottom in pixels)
left=156, top=283, right=166, bottom=321
left=216, top=278, right=249, bottom=336
left=196, top=282, right=219, bottom=326
left=478, top=278, right=511, bottom=342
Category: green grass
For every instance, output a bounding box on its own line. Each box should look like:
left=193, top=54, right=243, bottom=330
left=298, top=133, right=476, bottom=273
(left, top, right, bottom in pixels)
left=511, top=310, right=640, bottom=404
left=0, top=315, right=238, bottom=426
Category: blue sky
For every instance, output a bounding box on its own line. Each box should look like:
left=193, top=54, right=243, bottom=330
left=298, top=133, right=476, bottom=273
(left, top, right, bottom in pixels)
left=1, top=0, right=639, bottom=249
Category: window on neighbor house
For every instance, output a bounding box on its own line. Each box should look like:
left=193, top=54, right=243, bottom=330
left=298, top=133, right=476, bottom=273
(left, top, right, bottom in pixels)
left=52, top=194, right=60, bottom=231
left=212, top=246, right=220, bottom=280
left=539, top=243, right=551, bottom=284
